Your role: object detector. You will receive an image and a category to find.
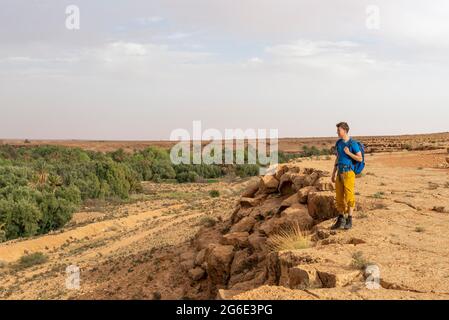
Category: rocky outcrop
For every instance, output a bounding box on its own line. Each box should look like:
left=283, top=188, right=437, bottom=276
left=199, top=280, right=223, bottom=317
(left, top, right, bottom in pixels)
left=206, top=244, right=235, bottom=287
left=186, top=164, right=341, bottom=298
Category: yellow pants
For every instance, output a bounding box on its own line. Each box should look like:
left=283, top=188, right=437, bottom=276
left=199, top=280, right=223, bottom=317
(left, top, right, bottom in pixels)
left=335, top=170, right=356, bottom=214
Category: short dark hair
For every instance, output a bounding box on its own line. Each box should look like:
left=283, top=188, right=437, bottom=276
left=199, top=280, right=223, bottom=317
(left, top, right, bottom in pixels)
left=336, top=122, right=350, bottom=133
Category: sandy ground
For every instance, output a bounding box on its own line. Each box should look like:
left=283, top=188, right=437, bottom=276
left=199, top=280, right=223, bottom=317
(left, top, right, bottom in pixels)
left=0, top=149, right=448, bottom=300
left=233, top=150, right=449, bottom=300
left=0, top=180, right=246, bottom=299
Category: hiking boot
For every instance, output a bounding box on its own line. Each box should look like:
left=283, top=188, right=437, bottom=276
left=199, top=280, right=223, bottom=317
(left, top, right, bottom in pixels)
left=331, top=215, right=346, bottom=230
left=344, top=216, right=353, bottom=230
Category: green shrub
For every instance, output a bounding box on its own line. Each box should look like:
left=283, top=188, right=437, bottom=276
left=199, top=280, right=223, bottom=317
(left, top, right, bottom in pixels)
left=0, top=197, right=42, bottom=240
left=38, top=189, right=80, bottom=233
left=209, top=190, right=220, bottom=198
left=199, top=216, right=217, bottom=227
left=16, top=252, right=48, bottom=269
left=176, top=171, right=199, bottom=183
left=235, top=164, right=259, bottom=177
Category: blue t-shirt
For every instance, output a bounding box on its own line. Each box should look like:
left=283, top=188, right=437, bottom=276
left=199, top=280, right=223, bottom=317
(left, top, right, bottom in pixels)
left=336, top=138, right=361, bottom=172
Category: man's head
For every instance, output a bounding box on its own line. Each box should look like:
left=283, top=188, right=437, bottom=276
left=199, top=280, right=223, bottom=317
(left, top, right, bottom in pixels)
left=336, top=122, right=350, bottom=138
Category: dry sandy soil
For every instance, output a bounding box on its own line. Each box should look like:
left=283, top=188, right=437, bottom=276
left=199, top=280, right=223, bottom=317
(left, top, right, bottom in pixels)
left=0, top=148, right=448, bottom=300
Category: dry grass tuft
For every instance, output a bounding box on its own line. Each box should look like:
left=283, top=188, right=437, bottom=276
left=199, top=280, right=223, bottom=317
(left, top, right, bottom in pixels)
left=267, top=223, right=311, bottom=252
left=351, top=251, right=372, bottom=270
left=14, top=252, right=48, bottom=270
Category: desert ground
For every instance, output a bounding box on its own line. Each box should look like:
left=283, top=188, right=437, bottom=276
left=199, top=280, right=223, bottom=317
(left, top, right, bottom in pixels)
left=0, top=136, right=449, bottom=300
left=2, top=131, right=449, bottom=153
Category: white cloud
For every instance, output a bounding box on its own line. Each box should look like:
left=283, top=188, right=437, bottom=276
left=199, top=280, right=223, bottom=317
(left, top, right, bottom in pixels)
left=108, top=42, right=148, bottom=56
left=264, top=40, right=380, bottom=77
left=136, top=16, right=164, bottom=25
left=266, top=41, right=359, bottom=58
left=248, top=57, right=263, bottom=64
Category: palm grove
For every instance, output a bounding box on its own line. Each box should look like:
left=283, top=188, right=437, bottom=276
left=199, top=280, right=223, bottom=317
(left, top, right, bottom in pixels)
left=0, top=144, right=331, bottom=242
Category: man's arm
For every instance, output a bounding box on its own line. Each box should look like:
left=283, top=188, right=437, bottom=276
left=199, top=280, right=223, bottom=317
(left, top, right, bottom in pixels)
left=332, top=155, right=338, bottom=183
left=344, top=147, right=363, bottom=162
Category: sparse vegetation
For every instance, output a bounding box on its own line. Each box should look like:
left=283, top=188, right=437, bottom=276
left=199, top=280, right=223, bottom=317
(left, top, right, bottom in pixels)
left=277, top=147, right=332, bottom=163
left=199, top=216, right=217, bottom=228
left=351, top=251, right=372, bottom=270
left=415, top=226, right=425, bottom=233
left=403, top=144, right=412, bottom=151
left=267, top=223, right=311, bottom=252
left=15, top=252, right=48, bottom=270
left=357, top=212, right=368, bottom=219
left=432, top=206, right=447, bottom=213
left=372, top=192, right=385, bottom=199
left=209, top=190, right=220, bottom=198
left=428, top=182, right=439, bottom=190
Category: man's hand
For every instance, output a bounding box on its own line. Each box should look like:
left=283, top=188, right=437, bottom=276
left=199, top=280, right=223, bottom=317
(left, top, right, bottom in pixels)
left=331, top=172, right=337, bottom=183
left=344, top=146, right=351, bottom=155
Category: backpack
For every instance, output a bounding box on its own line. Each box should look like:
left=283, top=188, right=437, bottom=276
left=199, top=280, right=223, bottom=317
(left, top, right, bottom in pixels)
left=348, top=139, right=365, bottom=175
left=336, top=138, right=366, bottom=175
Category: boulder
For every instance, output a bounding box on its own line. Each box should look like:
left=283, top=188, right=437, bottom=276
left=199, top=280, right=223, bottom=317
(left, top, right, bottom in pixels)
left=217, top=289, right=245, bottom=300
left=278, top=193, right=300, bottom=212
left=259, top=205, right=313, bottom=236
left=275, top=164, right=290, bottom=180
left=288, top=265, right=323, bottom=289
left=230, top=205, right=242, bottom=224
left=261, top=175, right=279, bottom=191
left=281, top=264, right=361, bottom=289
left=302, top=171, right=321, bottom=187
left=206, top=245, right=235, bottom=285
left=277, top=250, right=321, bottom=286
left=241, top=178, right=261, bottom=198
left=188, top=267, right=206, bottom=281
left=283, top=205, right=314, bottom=230
left=314, top=177, right=335, bottom=191
left=194, top=227, right=224, bottom=251
left=278, top=174, right=295, bottom=195
left=297, top=186, right=316, bottom=204
left=230, top=249, right=258, bottom=276
left=221, top=232, right=250, bottom=248
left=316, top=266, right=362, bottom=288
left=239, top=197, right=262, bottom=208
left=307, top=191, right=339, bottom=221
left=180, top=251, right=196, bottom=271
left=230, top=216, right=256, bottom=233
left=194, top=249, right=207, bottom=267
left=248, top=232, right=267, bottom=252
left=291, top=174, right=306, bottom=191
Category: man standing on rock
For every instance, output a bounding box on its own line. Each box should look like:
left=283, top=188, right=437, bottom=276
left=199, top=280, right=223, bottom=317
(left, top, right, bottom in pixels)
left=331, top=122, right=363, bottom=230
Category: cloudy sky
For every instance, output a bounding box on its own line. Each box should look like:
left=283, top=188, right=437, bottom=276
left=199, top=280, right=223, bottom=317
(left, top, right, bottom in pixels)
left=1, top=0, right=448, bottom=140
